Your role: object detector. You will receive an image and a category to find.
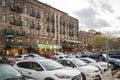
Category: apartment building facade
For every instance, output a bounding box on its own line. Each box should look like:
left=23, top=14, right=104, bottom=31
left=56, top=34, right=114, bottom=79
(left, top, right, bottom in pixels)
left=0, top=0, right=79, bottom=56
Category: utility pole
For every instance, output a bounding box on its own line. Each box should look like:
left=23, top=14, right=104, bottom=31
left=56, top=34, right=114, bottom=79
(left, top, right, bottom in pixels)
left=106, top=38, right=109, bottom=69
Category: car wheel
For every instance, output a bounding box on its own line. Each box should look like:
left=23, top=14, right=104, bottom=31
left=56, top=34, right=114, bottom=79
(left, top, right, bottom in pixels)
left=81, top=73, right=86, bottom=80
left=44, top=77, right=55, bottom=80
left=110, top=63, right=116, bottom=70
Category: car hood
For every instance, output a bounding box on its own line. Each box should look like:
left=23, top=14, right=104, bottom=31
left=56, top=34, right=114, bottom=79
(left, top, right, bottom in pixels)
left=77, top=64, right=99, bottom=71
left=52, top=67, right=80, bottom=76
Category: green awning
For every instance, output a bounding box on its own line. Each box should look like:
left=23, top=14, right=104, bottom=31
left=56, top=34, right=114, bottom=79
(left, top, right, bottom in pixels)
left=6, top=34, right=14, bottom=38
left=36, top=44, right=62, bottom=49
left=63, top=39, right=83, bottom=43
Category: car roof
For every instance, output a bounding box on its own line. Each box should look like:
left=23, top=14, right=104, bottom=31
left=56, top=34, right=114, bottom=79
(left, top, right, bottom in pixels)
left=15, top=58, right=52, bottom=63
left=57, top=58, right=78, bottom=61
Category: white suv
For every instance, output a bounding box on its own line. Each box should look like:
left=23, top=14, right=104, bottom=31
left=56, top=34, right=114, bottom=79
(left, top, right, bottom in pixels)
left=57, top=58, right=101, bottom=80
left=13, top=59, right=82, bottom=80
left=52, top=52, right=68, bottom=59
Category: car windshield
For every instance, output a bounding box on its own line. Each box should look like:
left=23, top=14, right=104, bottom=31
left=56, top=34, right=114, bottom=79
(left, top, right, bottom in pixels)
left=40, top=60, right=64, bottom=71
left=86, top=58, right=96, bottom=63
left=71, top=59, right=87, bottom=67
left=0, top=65, right=22, bottom=80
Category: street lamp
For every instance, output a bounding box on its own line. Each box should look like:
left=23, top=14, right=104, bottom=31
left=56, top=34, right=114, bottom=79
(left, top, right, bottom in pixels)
left=106, top=37, right=109, bottom=69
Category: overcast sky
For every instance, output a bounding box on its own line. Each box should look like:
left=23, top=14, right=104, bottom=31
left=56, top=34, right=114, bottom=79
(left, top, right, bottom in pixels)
left=38, top=0, right=120, bottom=37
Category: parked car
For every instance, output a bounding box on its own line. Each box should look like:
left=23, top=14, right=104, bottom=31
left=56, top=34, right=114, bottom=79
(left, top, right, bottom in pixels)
left=16, top=54, right=45, bottom=61
left=0, top=64, right=35, bottom=80
left=57, top=58, right=101, bottom=80
left=13, top=59, right=82, bottom=80
left=1, top=56, right=17, bottom=65
left=80, top=57, right=111, bottom=73
left=51, top=52, right=68, bottom=59
left=83, top=53, right=120, bottom=70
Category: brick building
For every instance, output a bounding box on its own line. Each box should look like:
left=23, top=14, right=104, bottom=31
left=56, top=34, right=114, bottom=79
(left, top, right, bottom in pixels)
left=0, top=0, right=79, bottom=56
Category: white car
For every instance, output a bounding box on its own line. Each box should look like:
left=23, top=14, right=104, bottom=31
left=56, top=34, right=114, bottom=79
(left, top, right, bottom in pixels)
left=80, top=58, right=111, bottom=73
left=57, top=58, right=101, bottom=80
left=16, top=54, right=45, bottom=60
left=13, top=59, right=82, bottom=80
left=52, top=52, right=68, bottom=59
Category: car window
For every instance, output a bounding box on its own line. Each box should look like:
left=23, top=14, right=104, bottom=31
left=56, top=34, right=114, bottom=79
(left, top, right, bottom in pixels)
left=31, top=62, right=43, bottom=71
left=64, top=60, right=76, bottom=67
left=17, top=62, right=31, bottom=69
left=80, top=59, right=90, bottom=63
left=57, top=60, right=64, bottom=65
left=53, top=53, right=55, bottom=55
left=16, top=56, right=22, bottom=58
left=40, top=60, right=64, bottom=71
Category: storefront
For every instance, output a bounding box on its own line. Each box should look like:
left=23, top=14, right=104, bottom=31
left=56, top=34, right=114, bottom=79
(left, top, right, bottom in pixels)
left=36, top=44, right=62, bottom=53
left=5, top=45, right=29, bottom=56
left=62, top=39, right=83, bottom=52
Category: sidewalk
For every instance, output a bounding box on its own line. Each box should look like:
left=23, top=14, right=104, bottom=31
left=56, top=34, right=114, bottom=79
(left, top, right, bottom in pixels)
left=114, top=70, right=120, bottom=80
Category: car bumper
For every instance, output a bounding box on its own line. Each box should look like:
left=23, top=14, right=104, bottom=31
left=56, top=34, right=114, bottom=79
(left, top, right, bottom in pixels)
left=85, top=72, right=101, bottom=80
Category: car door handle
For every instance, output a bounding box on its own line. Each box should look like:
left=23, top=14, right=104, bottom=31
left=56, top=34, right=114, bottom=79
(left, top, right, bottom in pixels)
left=28, top=72, right=32, bottom=74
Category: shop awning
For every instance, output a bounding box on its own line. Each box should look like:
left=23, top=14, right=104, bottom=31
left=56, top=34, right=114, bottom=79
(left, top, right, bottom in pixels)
left=36, top=44, right=62, bottom=49
left=63, top=39, right=83, bottom=43
left=9, top=45, right=29, bottom=48
left=0, top=45, right=5, bottom=48
left=6, top=34, right=14, bottom=38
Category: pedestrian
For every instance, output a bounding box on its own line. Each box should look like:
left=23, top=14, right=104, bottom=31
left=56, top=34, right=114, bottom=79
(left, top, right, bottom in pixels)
left=98, top=54, right=102, bottom=62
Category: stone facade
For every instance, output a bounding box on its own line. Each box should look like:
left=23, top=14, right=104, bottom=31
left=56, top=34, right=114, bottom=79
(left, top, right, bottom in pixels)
left=0, top=0, right=79, bottom=55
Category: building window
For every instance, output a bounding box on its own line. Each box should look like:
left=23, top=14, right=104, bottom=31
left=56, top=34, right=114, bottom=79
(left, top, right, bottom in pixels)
left=6, top=26, right=12, bottom=34
left=36, top=9, right=40, bottom=18
left=30, top=19, right=34, bottom=28
left=24, top=17, right=28, bottom=26
left=36, top=20, right=40, bottom=30
left=10, top=13, right=15, bottom=25
left=2, top=11, right=6, bottom=22
left=10, top=0, right=15, bottom=11
left=41, top=31, right=44, bottom=36
left=18, top=38, right=23, bottom=44
left=28, top=30, right=31, bottom=34
left=28, top=39, right=31, bottom=43
left=30, top=7, right=34, bottom=17
left=24, top=5, right=28, bottom=14
left=2, top=0, right=6, bottom=7
left=17, top=16, right=22, bottom=26
left=17, top=2, right=22, bottom=13
left=41, top=11, right=44, bottom=19
left=17, top=28, right=23, bottom=35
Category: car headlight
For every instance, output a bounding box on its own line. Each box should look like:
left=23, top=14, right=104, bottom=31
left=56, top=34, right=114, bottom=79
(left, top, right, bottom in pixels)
left=55, top=74, right=72, bottom=79
left=87, top=69, right=94, bottom=73
left=101, top=64, right=107, bottom=67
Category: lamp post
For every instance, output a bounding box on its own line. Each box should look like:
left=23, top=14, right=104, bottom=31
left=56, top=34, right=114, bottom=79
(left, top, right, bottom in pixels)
left=106, top=37, right=109, bottom=69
